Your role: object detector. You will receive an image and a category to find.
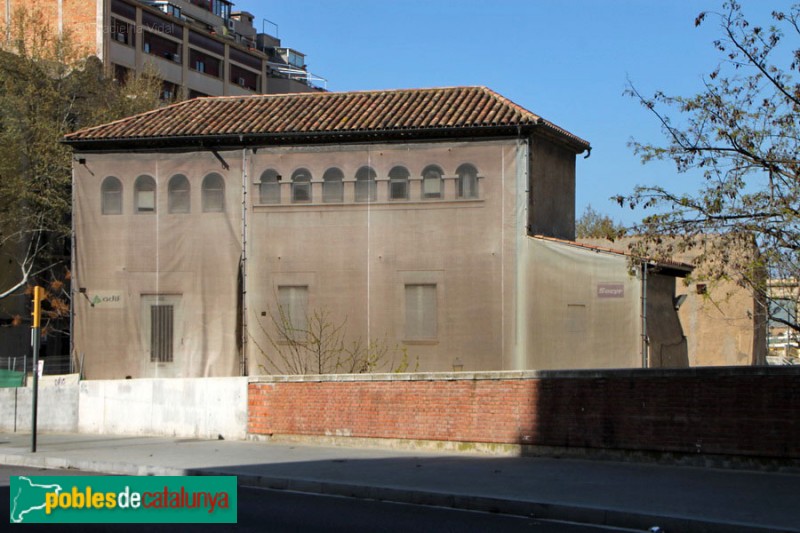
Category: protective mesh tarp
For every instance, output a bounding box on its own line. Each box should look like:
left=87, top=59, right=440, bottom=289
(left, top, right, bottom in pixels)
left=73, top=138, right=648, bottom=378
left=74, top=141, right=527, bottom=377
left=74, top=151, right=241, bottom=379
left=521, top=238, right=643, bottom=369
left=243, top=140, right=523, bottom=374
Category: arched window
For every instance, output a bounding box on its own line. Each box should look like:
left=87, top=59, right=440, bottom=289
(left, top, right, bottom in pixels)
left=422, top=165, right=443, bottom=199
left=388, top=166, right=409, bottom=200
left=355, top=166, right=377, bottom=202
left=456, top=163, right=479, bottom=199
left=101, top=176, right=122, bottom=215
left=202, top=173, right=225, bottom=212
left=292, top=168, right=312, bottom=203
left=168, top=174, right=190, bottom=213
left=134, top=175, right=156, bottom=213
left=322, top=167, right=343, bottom=203
left=259, top=169, right=281, bottom=204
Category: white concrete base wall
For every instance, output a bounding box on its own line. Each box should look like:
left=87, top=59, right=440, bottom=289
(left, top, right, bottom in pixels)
left=78, top=377, right=248, bottom=440
left=0, top=376, right=247, bottom=440
left=0, top=375, right=80, bottom=433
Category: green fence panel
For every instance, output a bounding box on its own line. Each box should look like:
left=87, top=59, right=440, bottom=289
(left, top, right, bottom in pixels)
left=0, top=369, right=25, bottom=388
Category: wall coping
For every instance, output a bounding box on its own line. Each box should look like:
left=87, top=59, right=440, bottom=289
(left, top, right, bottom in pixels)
left=248, top=365, right=800, bottom=384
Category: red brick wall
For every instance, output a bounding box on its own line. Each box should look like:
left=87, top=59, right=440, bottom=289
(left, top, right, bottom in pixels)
left=248, top=368, right=800, bottom=459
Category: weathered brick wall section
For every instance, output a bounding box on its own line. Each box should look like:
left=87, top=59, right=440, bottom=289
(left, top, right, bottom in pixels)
left=248, top=368, right=800, bottom=459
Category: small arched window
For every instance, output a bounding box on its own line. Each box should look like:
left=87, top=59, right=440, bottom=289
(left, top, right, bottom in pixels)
left=322, top=167, right=343, bottom=203
left=292, top=168, right=312, bottom=203
left=134, top=175, right=156, bottom=213
left=388, top=166, right=409, bottom=200
left=202, top=173, right=225, bottom=212
left=168, top=174, right=190, bottom=214
left=259, top=169, right=281, bottom=204
left=456, top=163, right=479, bottom=199
left=101, top=176, right=122, bottom=215
left=422, top=165, right=443, bottom=199
left=355, top=166, right=377, bottom=202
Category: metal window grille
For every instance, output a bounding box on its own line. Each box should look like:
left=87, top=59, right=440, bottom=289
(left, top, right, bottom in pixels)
left=150, top=305, right=174, bottom=362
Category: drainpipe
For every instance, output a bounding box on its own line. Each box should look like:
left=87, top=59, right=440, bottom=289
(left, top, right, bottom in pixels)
left=240, top=148, right=249, bottom=376
left=641, top=261, right=648, bottom=368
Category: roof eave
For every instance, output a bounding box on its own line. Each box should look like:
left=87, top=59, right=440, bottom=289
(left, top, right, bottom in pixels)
left=63, top=123, right=553, bottom=152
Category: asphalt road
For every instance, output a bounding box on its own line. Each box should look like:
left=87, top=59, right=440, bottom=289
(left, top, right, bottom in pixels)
left=2, top=465, right=639, bottom=532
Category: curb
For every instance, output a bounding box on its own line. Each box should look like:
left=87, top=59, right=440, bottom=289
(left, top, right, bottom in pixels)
left=1, top=452, right=794, bottom=533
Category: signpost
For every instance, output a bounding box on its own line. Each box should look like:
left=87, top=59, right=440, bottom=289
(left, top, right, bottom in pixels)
left=31, top=286, right=43, bottom=453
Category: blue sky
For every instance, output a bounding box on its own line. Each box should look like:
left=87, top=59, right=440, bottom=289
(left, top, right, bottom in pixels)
left=234, top=0, right=794, bottom=226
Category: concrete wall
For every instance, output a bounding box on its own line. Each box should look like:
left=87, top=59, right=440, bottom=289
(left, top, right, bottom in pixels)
left=0, top=374, right=80, bottom=433
left=0, top=376, right=247, bottom=440
left=79, top=377, right=248, bottom=440
left=249, top=367, right=800, bottom=460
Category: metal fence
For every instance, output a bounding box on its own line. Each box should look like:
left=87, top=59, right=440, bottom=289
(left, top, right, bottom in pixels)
left=0, top=354, right=82, bottom=377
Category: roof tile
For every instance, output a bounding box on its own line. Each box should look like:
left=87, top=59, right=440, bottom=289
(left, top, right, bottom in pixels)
left=65, top=86, right=590, bottom=150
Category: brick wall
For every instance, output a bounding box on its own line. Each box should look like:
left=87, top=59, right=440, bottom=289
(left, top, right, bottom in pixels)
left=248, top=367, right=800, bottom=459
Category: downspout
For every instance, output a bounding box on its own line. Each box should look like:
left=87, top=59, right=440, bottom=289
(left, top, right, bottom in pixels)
left=641, top=261, right=648, bottom=368
left=240, top=147, right=249, bottom=376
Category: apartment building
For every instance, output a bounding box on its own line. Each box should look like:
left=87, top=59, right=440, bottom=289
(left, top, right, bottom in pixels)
left=6, top=0, right=324, bottom=98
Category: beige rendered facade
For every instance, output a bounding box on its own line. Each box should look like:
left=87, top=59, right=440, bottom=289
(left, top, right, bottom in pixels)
left=67, top=87, right=700, bottom=379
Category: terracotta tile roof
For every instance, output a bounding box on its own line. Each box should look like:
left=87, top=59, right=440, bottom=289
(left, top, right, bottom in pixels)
left=64, top=86, right=590, bottom=151
left=532, top=235, right=694, bottom=275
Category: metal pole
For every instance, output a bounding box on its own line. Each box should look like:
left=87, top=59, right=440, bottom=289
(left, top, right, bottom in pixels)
left=31, top=285, right=42, bottom=453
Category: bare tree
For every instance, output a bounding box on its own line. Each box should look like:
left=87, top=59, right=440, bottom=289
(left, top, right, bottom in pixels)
left=617, top=1, right=800, bottom=331
left=251, top=306, right=416, bottom=375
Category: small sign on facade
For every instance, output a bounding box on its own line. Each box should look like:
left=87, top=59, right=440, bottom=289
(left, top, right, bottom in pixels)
left=597, top=283, right=624, bottom=299
left=88, top=291, right=124, bottom=309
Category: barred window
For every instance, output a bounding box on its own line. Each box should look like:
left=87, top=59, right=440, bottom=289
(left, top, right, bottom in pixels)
left=150, top=304, right=174, bottom=362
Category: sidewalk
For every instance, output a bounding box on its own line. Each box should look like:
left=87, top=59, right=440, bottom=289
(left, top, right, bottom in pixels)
left=1, top=432, right=798, bottom=532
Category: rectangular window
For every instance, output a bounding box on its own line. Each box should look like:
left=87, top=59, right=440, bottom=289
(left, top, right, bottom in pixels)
left=405, top=284, right=437, bottom=340
left=150, top=304, right=174, bottom=362
left=278, top=286, right=308, bottom=338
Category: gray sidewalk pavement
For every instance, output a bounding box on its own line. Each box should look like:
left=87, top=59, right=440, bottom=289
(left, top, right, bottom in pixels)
left=1, top=432, right=798, bottom=533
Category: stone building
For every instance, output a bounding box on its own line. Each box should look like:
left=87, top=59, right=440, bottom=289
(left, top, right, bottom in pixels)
left=65, top=86, right=694, bottom=378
